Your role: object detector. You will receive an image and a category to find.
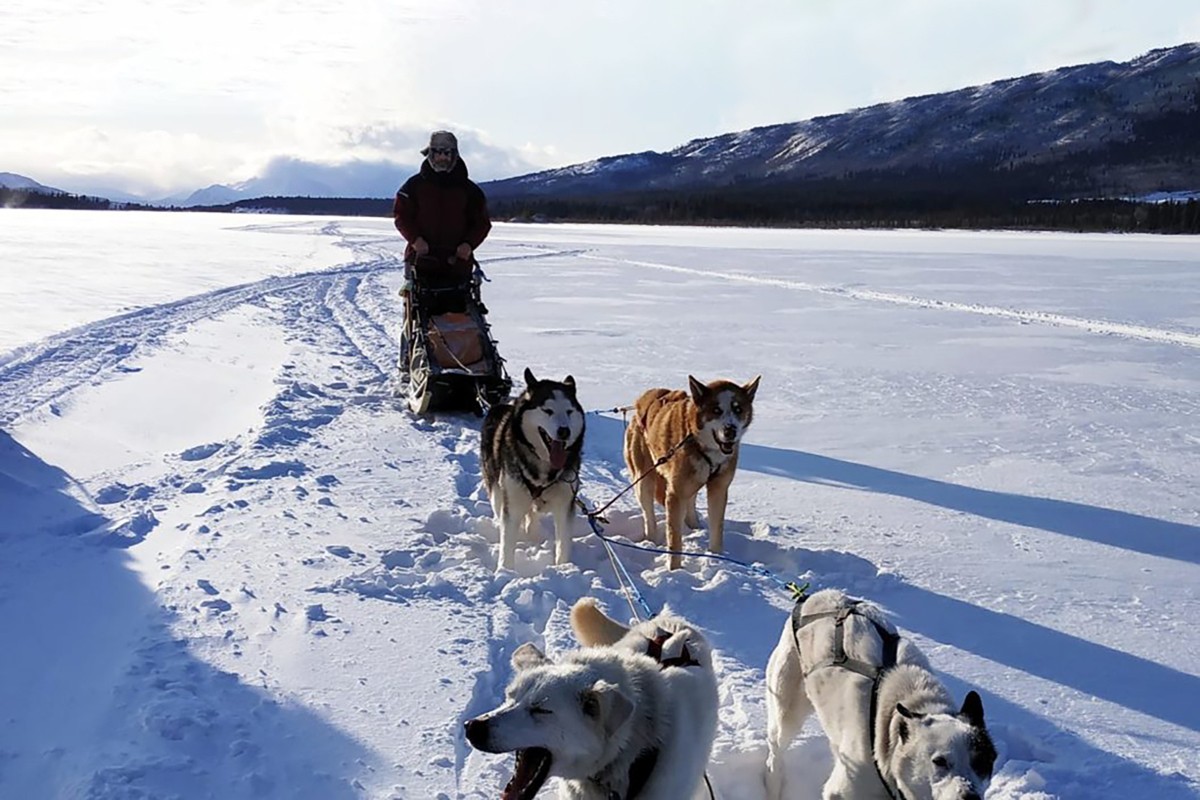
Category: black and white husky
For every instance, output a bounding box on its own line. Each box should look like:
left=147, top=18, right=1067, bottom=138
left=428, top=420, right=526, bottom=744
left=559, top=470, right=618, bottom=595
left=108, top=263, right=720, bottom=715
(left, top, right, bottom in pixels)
left=481, top=368, right=585, bottom=571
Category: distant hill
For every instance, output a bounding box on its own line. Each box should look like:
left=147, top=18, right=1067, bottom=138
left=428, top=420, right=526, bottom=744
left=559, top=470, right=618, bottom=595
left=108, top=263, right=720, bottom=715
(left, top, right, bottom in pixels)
left=0, top=173, right=156, bottom=212
left=0, top=173, right=62, bottom=193
left=183, top=196, right=392, bottom=217
left=170, top=158, right=409, bottom=208
left=482, top=43, right=1200, bottom=224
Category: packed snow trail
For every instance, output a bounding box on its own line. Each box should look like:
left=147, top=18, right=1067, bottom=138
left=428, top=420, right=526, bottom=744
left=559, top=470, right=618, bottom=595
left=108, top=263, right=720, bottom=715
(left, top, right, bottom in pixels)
left=583, top=254, right=1200, bottom=349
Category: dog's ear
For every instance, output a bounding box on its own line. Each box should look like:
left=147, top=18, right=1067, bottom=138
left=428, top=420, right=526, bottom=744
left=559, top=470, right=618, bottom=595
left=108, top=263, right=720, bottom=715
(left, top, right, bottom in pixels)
left=562, top=375, right=576, bottom=391
left=582, top=680, right=634, bottom=737
left=687, top=375, right=708, bottom=405
left=959, top=690, right=986, bottom=728
left=743, top=375, right=761, bottom=400
left=511, top=642, right=550, bottom=671
left=895, top=703, right=920, bottom=744
left=524, top=367, right=538, bottom=388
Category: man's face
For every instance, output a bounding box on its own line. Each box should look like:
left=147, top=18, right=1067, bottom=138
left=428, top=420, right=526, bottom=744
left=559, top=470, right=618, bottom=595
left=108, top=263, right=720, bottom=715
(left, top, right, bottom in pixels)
left=429, top=146, right=457, bottom=173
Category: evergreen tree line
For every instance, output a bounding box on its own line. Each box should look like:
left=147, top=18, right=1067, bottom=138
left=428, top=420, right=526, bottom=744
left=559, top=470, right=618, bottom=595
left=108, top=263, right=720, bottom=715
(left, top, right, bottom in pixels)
left=489, top=146, right=1200, bottom=234
left=184, top=196, right=393, bottom=216
left=0, top=188, right=122, bottom=211
left=491, top=192, right=1200, bottom=234
left=8, top=184, right=1197, bottom=233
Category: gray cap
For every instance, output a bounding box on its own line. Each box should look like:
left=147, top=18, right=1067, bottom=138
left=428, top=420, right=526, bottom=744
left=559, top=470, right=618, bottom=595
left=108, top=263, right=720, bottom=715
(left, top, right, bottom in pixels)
left=421, top=130, right=458, bottom=155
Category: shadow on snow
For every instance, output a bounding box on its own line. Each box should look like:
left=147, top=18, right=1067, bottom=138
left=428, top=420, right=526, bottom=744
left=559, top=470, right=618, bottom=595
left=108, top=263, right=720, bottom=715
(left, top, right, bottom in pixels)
left=738, top=442, right=1200, bottom=566
left=0, top=430, right=375, bottom=800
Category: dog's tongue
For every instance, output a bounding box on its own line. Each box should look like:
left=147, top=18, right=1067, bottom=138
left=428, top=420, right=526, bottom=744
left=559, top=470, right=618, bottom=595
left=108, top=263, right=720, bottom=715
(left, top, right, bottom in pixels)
left=548, top=440, right=567, bottom=471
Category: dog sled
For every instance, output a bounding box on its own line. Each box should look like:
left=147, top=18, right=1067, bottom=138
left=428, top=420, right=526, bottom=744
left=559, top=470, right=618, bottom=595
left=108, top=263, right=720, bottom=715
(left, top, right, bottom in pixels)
left=399, top=254, right=512, bottom=414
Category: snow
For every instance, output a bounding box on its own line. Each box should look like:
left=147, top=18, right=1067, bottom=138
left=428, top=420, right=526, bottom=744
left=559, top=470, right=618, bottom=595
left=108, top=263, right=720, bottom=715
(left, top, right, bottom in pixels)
left=1, top=209, right=1198, bottom=799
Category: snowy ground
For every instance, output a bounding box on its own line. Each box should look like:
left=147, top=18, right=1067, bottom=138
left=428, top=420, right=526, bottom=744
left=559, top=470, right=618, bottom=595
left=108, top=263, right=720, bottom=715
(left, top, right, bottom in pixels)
left=1, top=209, right=1197, bottom=799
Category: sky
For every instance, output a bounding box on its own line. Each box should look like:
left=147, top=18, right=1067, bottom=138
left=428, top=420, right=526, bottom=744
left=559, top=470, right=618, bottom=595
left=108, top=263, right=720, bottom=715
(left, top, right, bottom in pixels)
left=1, top=210, right=1198, bottom=798
left=3, top=0, right=1200, bottom=199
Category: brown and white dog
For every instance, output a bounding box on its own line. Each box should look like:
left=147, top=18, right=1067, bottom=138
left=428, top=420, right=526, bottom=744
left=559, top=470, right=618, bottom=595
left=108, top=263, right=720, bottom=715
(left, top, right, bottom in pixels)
left=624, top=375, right=760, bottom=569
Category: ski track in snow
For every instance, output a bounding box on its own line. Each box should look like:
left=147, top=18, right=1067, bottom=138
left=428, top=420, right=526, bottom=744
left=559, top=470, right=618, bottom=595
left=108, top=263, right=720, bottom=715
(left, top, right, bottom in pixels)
left=0, top=230, right=1165, bottom=798
left=583, top=253, right=1200, bottom=349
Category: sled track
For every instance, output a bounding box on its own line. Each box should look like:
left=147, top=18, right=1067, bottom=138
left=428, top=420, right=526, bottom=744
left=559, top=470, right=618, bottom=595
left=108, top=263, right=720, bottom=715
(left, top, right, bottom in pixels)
left=0, top=256, right=404, bottom=427
left=583, top=254, right=1200, bottom=349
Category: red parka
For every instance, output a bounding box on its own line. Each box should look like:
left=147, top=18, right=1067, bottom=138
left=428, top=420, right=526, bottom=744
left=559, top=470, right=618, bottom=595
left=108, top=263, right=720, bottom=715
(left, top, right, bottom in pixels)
left=393, top=158, right=491, bottom=263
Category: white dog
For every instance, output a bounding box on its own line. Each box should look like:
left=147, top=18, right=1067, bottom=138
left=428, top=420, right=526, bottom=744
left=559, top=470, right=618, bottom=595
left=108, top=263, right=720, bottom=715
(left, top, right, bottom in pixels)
left=765, top=589, right=996, bottom=800
left=465, top=598, right=720, bottom=799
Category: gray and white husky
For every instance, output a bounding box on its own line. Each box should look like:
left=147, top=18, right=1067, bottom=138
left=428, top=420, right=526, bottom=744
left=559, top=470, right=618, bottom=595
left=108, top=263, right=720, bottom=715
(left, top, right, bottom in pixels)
left=464, top=598, right=719, bottom=800
left=481, top=367, right=585, bottom=571
left=765, top=589, right=996, bottom=800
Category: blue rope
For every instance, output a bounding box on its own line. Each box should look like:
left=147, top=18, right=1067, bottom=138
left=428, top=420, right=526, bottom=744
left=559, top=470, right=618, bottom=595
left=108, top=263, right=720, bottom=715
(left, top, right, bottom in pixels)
left=575, top=409, right=810, bottom=604
left=580, top=508, right=654, bottom=620
left=577, top=499, right=810, bottom=605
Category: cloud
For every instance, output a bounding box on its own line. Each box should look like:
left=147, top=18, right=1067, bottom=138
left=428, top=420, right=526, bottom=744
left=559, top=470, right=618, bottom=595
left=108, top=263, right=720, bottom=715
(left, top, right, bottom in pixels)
left=4, top=0, right=1197, bottom=199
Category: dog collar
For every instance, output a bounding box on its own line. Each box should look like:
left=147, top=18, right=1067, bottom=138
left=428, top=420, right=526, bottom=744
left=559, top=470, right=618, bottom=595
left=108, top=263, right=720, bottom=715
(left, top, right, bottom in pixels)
left=522, top=466, right=579, bottom=501
left=593, top=747, right=658, bottom=800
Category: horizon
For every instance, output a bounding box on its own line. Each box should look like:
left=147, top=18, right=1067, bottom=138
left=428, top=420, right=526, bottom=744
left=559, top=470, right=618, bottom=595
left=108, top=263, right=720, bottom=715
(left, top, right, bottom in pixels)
left=4, top=1, right=1200, bottom=202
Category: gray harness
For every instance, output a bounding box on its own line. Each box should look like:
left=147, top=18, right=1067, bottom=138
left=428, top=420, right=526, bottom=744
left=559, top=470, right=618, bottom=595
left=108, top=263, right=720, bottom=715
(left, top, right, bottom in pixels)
left=595, top=633, right=713, bottom=800
left=791, top=600, right=906, bottom=800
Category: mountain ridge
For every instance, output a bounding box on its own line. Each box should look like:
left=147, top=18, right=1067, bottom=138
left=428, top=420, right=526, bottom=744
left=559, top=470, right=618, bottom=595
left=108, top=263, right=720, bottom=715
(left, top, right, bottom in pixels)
left=482, top=43, right=1200, bottom=203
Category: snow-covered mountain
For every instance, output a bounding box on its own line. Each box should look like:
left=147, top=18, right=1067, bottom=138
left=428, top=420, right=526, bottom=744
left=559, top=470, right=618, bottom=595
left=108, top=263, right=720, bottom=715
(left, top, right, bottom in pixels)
left=168, top=157, right=414, bottom=208
left=484, top=43, right=1200, bottom=201
left=169, top=143, right=540, bottom=208
left=0, top=172, right=63, bottom=193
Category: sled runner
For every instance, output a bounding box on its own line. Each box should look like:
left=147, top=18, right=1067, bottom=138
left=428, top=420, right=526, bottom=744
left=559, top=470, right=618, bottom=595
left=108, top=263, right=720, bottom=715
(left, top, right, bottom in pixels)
left=399, top=254, right=511, bottom=414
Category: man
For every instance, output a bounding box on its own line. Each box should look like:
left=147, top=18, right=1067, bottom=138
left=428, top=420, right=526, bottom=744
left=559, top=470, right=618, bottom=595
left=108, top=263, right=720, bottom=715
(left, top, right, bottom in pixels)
left=394, top=131, right=492, bottom=378
left=393, top=130, right=492, bottom=273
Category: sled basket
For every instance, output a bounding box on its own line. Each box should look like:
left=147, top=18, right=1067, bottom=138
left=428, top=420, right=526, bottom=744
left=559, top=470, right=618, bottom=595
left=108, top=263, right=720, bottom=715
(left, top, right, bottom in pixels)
left=400, top=255, right=512, bottom=414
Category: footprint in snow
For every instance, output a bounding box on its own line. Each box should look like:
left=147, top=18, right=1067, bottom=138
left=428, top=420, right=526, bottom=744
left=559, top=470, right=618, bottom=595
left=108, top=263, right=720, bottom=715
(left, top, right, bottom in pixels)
left=95, top=482, right=154, bottom=504
left=179, top=442, right=225, bottom=461
left=229, top=460, right=308, bottom=481
left=325, top=545, right=365, bottom=562
left=201, top=598, right=232, bottom=614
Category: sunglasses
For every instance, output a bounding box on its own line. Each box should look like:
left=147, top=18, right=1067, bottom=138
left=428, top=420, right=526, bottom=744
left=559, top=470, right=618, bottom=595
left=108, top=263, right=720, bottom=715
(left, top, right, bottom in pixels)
left=430, top=147, right=456, bottom=156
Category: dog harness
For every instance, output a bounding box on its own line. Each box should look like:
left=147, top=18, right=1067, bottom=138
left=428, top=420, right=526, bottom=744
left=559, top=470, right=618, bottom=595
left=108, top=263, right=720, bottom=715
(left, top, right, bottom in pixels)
left=520, top=463, right=578, bottom=502
left=791, top=600, right=907, bottom=800
left=636, top=411, right=724, bottom=484
left=590, top=632, right=712, bottom=800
